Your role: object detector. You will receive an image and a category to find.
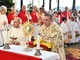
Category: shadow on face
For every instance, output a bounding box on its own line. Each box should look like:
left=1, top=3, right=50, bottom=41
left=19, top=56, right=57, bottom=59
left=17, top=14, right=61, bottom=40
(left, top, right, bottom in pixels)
left=43, top=16, right=51, bottom=27
left=13, top=18, right=21, bottom=28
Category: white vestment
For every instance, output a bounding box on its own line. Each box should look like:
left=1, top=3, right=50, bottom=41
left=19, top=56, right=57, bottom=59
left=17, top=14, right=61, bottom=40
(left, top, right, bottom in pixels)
left=66, top=20, right=72, bottom=31
left=8, top=26, right=26, bottom=46
left=61, top=22, right=68, bottom=40
left=70, top=21, right=79, bottom=43
left=0, top=14, right=8, bottom=30
left=61, top=22, right=68, bottom=34
left=0, top=14, right=8, bottom=46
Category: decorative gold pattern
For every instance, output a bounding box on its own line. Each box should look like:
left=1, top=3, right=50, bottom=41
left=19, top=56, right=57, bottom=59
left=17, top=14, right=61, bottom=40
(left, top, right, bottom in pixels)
left=23, top=22, right=34, bottom=37
left=39, top=23, right=64, bottom=52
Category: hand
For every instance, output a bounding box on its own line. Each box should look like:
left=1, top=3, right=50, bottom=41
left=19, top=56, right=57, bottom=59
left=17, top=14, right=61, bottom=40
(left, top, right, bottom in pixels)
left=14, top=41, right=20, bottom=45
left=3, top=21, right=7, bottom=25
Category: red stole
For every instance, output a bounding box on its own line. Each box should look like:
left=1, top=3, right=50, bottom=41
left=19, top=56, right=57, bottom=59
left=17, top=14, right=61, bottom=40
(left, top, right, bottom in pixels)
left=58, top=14, right=65, bottom=24
left=18, top=11, right=28, bottom=24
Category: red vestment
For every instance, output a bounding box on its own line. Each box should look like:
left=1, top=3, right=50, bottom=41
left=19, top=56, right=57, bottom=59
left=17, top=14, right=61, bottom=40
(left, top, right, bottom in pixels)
left=7, top=12, right=17, bottom=24
left=31, top=12, right=38, bottom=23
left=18, top=11, right=28, bottom=24
left=62, top=11, right=72, bottom=20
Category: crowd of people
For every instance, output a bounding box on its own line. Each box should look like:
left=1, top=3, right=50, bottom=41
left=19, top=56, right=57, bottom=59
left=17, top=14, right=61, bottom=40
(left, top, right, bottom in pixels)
left=0, top=5, right=80, bottom=60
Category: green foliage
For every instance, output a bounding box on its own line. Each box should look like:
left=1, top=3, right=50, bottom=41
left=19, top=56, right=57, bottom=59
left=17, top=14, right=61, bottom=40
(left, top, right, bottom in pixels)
left=0, top=0, right=14, bottom=14
left=27, top=3, right=33, bottom=13
left=0, top=0, right=14, bottom=8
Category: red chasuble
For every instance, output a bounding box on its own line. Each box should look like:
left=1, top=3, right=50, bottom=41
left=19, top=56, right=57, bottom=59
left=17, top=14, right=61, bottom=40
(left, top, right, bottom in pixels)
left=31, top=12, right=38, bottom=23
left=7, top=12, right=17, bottom=24
left=18, top=11, right=28, bottom=24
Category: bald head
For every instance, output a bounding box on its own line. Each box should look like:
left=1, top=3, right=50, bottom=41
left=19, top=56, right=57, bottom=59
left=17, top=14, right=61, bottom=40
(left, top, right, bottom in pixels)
left=13, top=17, right=22, bottom=28
left=22, top=5, right=26, bottom=11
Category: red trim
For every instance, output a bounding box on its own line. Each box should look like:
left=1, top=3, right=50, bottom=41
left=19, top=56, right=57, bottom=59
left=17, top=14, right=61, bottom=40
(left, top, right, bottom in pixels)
left=0, top=50, right=42, bottom=60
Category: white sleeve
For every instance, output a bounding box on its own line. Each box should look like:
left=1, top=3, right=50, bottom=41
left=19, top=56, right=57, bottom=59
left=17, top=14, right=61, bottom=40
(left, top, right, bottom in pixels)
left=3, top=15, right=8, bottom=23
left=61, top=23, right=68, bottom=33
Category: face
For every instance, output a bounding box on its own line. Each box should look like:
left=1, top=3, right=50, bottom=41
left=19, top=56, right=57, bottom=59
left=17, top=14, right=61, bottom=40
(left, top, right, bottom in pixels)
left=2, top=8, right=7, bottom=14
left=33, top=6, right=38, bottom=12
left=43, top=16, right=51, bottom=27
left=22, top=6, right=26, bottom=11
left=65, top=7, right=68, bottom=11
left=13, top=18, right=20, bottom=28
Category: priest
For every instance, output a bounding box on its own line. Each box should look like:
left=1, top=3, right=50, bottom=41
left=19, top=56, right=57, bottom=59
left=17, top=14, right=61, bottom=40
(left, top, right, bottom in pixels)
left=18, top=5, right=31, bottom=24
left=8, top=17, right=26, bottom=46
left=38, top=13, right=66, bottom=60
left=7, top=6, right=17, bottom=24
left=31, top=6, right=39, bottom=23
left=0, top=6, right=8, bottom=46
left=62, top=7, right=72, bottom=20
left=61, top=17, right=68, bottom=39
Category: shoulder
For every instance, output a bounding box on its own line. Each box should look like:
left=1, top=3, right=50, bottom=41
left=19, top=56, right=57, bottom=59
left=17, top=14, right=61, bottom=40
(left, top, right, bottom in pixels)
left=51, top=22, right=62, bottom=32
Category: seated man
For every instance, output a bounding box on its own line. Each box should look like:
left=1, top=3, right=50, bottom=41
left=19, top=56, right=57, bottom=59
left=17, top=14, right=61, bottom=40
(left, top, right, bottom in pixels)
left=8, top=17, right=26, bottom=46
left=36, top=13, right=66, bottom=60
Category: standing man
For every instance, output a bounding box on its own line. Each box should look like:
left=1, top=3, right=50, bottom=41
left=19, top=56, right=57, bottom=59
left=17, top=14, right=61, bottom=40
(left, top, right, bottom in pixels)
left=7, top=6, right=17, bottom=24
left=61, top=17, right=68, bottom=40
left=39, top=13, right=66, bottom=60
left=0, top=5, right=8, bottom=46
left=31, top=6, right=39, bottom=23
left=18, top=5, right=31, bottom=24
left=62, top=7, right=72, bottom=20
left=0, top=5, right=8, bottom=25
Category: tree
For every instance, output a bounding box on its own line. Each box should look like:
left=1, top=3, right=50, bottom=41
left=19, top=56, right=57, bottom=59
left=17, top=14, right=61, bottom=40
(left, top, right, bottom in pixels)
left=0, top=0, right=14, bottom=8
left=0, top=0, right=14, bottom=14
left=27, top=3, right=33, bottom=13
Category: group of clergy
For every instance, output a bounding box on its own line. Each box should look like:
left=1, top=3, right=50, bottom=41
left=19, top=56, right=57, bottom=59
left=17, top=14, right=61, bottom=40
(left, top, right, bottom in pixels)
left=60, top=7, right=80, bottom=44
left=0, top=5, right=80, bottom=60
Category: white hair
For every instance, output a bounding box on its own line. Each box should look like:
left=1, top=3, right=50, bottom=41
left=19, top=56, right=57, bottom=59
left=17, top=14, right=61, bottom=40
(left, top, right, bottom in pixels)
left=11, top=6, right=15, bottom=10
left=0, top=5, right=7, bottom=12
